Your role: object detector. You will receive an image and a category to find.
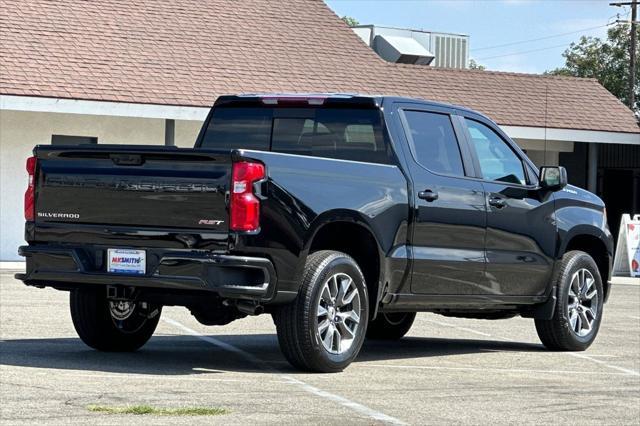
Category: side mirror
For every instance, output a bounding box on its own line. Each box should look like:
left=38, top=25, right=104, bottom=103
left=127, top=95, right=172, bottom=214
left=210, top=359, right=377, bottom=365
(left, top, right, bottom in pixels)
left=539, top=166, right=568, bottom=190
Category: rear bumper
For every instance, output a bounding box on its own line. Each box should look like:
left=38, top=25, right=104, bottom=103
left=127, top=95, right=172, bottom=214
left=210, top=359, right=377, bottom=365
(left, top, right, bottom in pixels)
left=16, top=245, right=277, bottom=301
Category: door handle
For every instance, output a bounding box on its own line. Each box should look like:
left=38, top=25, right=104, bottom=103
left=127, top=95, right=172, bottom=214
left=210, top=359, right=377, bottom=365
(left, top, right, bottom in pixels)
left=418, top=189, right=439, bottom=202
left=488, top=196, right=507, bottom=208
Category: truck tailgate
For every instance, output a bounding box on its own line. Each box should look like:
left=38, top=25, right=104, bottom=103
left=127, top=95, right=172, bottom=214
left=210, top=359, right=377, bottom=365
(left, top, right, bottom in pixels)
left=34, top=145, right=230, bottom=231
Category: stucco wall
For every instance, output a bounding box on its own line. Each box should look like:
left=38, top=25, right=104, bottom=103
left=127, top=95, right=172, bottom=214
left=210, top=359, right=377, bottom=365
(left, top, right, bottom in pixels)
left=0, top=110, right=203, bottom=260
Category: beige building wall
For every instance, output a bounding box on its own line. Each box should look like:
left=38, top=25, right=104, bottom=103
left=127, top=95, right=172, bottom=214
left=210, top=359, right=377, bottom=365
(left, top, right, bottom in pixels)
left=514, top=138, right=573, bottom=168
left=175, top=120, right=204, bottom=148
left=0, top=110, right=203, bottom=260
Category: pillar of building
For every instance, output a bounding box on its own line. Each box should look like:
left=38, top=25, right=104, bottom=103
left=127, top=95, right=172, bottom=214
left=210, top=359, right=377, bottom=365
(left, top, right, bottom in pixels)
left=165, top=119, right=175, bottom=146
left=587, top=143, right=598, bottom=193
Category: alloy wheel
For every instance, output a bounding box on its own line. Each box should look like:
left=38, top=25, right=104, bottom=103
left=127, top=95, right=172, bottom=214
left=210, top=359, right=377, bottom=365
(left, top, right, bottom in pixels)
left=567, top=268, right=598, bottom=337
left=108, top=300, right=158, bottom=334
left=316, top=273, right=361, bottom=354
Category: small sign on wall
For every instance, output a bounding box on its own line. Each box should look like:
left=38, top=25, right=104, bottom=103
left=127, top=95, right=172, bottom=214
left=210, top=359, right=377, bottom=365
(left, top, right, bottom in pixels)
left=613, top=214, right=640, bottom=278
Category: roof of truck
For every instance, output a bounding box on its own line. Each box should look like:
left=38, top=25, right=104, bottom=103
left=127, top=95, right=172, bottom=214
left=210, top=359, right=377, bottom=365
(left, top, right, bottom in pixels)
left=218, top=93, right=484, bottom=116
left=1, top=0, right=638, bottom=134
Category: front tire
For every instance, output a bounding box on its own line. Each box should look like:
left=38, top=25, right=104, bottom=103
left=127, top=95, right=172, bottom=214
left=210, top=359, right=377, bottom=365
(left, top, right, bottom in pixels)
left=70, top=287, right=161, bottom=352
left=274, top=250, right=369, bottom=373
left=367, top=312, right=416, bottom=340
left=535, top=251, right=603, bottom=351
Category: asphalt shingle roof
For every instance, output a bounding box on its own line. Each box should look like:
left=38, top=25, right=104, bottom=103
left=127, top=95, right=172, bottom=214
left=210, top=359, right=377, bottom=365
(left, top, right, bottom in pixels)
left=1, top=0, right=638, bottom=134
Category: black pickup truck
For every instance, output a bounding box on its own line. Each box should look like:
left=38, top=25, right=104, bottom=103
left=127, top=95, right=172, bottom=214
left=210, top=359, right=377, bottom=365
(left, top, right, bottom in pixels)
left=17, top=94, right=613, bottom=372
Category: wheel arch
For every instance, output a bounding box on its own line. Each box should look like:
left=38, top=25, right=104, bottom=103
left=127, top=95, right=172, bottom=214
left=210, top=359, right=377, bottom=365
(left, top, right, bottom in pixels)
left=560, top=227, right=612, bottom=302
left=301, top=211, right=386, bottom=318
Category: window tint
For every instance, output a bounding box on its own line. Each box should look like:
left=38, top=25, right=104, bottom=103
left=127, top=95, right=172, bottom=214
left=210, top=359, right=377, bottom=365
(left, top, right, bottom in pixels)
left=201, top=107, right=391, bottom=164
left=403, top=110, right=465, bottom=176
left=201, top=107, right=272, bottom=150
left=465, top=119, right=526, bottom=185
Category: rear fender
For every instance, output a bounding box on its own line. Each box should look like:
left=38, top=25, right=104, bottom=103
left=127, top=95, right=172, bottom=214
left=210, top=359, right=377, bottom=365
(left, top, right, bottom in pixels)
left=298, top=210, right=388, bottom=315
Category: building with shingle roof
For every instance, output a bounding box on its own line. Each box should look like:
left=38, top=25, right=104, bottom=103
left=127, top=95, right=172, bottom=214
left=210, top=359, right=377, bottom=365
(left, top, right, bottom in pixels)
left=0, top=0, right=638, bottom=260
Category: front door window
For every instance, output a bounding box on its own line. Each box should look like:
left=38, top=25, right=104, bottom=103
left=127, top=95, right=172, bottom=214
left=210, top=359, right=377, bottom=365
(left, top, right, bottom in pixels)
left=465, top=119, right=526, bottom=185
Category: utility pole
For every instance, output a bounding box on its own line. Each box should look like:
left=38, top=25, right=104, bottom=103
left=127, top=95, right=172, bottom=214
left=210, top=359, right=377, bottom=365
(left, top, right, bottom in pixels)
left=630, top=0, right=637, bottom=110
left=611, top=1, right=638, bottom=109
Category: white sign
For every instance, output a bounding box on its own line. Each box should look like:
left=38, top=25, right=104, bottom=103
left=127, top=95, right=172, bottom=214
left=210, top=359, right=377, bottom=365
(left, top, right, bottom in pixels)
left=612, top=214, right=640, bottom=278
left=107, top=249, right=146, bottom=275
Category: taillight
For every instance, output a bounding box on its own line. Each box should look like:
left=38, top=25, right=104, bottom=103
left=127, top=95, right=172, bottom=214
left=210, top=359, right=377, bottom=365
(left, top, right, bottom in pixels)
left=24, top=156, right=37, bottom=221
left=230, top=161, right=265, bottom=232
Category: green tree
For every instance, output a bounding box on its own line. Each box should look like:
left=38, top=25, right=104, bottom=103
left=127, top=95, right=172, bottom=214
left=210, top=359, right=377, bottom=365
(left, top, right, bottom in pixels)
left=468, top=59, right=486, bottom=70
left=547, top=24, right=639, bottom=112
left=341, top=16, right=360, bottom=27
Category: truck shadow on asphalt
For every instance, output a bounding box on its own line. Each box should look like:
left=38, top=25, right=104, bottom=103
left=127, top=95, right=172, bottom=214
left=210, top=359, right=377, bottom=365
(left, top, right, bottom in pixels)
left=0, top=334, right=544, bottom=375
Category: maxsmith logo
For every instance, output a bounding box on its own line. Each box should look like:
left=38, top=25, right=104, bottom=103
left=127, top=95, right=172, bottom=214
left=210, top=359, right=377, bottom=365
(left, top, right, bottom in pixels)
left=37, top=212, right=80, bottom=219
left=111, top=257, right=142, bottom=264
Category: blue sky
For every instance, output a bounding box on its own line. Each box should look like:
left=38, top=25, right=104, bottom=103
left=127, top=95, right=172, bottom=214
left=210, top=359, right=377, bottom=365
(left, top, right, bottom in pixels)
left=324, top=0, right=631, bottom=74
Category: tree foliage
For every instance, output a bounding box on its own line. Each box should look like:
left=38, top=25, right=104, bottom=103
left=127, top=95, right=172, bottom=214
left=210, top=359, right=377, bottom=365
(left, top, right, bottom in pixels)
left=547, top=24, right=639, bottom=112
left=468, top=59, right=486, bottom=70
left=341, top=16, right=360, bottom=27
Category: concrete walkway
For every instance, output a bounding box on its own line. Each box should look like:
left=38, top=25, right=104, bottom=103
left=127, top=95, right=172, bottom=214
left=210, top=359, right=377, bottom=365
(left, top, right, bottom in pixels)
left=611, top=276, right=640, bottom=285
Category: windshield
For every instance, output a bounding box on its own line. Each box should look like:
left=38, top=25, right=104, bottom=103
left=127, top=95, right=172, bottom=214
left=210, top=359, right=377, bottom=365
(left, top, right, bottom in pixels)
left=200, top=106, right=391, bottom=164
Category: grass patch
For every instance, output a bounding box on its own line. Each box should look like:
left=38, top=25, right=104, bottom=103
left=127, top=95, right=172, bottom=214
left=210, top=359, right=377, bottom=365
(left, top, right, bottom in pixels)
left=87, top=404, right=228, bottom=416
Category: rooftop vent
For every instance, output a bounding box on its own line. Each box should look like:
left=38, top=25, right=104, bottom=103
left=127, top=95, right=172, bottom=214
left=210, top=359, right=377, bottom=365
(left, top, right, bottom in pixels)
left=373, top=35, right=435, bottom=65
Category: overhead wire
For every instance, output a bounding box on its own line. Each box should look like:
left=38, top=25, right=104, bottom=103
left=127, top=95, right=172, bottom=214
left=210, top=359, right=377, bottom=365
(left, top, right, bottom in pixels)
left=472, top=10, right=631, bottom=61
left=475, top=43, right=576, bottom=61
left=471, top=24, right=612, bottom=52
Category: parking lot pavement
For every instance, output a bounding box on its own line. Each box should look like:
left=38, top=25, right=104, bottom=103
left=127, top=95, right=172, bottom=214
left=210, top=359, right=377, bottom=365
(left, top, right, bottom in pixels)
left=1, top=270, right=639, bottom=425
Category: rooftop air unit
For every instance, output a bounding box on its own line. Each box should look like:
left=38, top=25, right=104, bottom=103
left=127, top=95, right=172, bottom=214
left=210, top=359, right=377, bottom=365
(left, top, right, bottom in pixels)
left=351, top=25, right=469, bottom=69
left=373, top=34, right=435, bottom=65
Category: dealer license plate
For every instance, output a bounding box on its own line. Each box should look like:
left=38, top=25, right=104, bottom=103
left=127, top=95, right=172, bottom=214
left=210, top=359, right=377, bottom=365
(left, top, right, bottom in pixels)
left=107, top=249, right=146, bottom=275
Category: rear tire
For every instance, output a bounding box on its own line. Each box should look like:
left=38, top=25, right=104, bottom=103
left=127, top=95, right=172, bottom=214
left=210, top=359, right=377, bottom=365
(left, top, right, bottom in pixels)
left=273, top=250, right=369, bottom=373
left=367, top=312, right=416, bottom=340
left=535, top=251, right=603, bottom=351
left=70, top=287, right=161, bottom=352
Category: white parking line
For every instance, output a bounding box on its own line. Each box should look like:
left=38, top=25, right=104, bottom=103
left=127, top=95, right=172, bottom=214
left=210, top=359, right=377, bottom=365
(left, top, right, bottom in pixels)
left=423, top=318, right=492, bottom=337
left=162, top=317, right=406, bottom=425
left=422, top=318, right=640, bottom=377
left=565, top=352, right=640, bottom=377
left=361, top=364, right=632, bottom=376
left=281, top=376, right=406, bottom=424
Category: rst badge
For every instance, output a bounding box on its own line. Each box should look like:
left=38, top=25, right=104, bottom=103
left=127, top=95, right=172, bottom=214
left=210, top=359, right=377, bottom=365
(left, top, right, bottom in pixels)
left=107, top=249, right=146, bottom=275
left=198, top=219, right=224, bottom=226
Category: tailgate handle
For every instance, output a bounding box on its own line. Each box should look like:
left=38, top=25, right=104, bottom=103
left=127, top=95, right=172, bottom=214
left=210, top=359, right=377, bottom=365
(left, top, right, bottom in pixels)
left=110, top=154, right=144, bottom=166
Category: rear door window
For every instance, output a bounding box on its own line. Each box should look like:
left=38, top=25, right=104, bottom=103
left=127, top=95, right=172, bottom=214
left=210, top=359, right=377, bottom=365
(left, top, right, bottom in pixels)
left=402, top=110, right=465, bottom=176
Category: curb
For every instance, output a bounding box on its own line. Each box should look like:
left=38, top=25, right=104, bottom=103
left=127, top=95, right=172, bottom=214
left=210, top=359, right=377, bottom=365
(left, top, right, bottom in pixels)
left=0, top=261, right=25, bottom=272
left=611, top=276, right=640, bottom=285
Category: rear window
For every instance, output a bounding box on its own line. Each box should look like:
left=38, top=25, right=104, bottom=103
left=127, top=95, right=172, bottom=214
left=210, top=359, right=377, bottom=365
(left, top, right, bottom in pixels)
left=200, top=107, right=392, bottom=164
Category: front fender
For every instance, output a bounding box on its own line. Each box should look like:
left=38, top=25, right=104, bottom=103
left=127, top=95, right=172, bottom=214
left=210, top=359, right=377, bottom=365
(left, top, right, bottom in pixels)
left=558, top=224, right=613, bottom=258
left=555, top=203, right=613, bottom=259
left=555, top=202, right=614, bottom=303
